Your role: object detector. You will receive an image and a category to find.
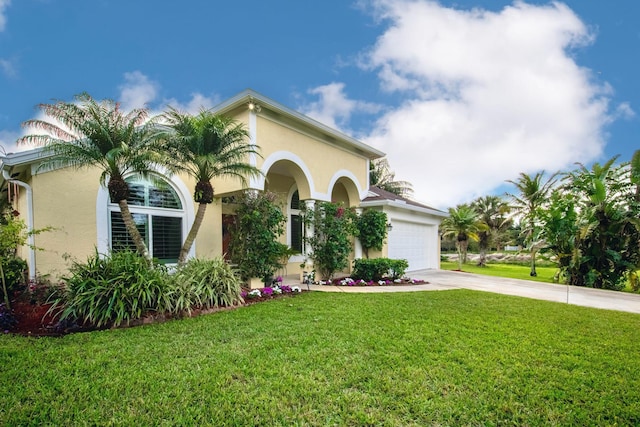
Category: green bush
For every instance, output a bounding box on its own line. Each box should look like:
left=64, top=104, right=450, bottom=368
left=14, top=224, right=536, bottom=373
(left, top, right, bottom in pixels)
left=228, top=191, right=286, bottom=283
left=169, top=258, right=244, bottom=315
left=52, top=250, right=171, bottom=328
left=388, top=259, right=409, bottom=279
left=355, top=210, right=388, bottom=258
left=1, top=257, right=27, bottom=295
left=304, top=202, right=356, bottom=280
left=352, top=258, right=409, bottom=281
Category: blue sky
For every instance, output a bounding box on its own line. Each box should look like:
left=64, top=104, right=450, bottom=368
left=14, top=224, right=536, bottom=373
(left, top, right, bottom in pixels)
left=1, top=0, right=638, bottom=208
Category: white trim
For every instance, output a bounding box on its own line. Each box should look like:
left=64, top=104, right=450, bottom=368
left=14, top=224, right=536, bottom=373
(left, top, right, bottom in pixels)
left=257, top=151, right=330, bottom=201
left=96, top=171, right=195, bottom=260
left=211, top=89, right=385, bottom=160
left=248, top=108, right=260, bottom=189
left=326, top=169, right=367, bottom=202
left=360, top=199, right=448, bottom=218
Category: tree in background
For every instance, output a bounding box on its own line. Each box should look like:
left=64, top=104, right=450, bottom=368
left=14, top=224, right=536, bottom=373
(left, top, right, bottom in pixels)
left=506, top=171, right=557, bottom=276
left=538, top=189, right=578, bottom=283
left=471, top=195, right=511, bottom=266
left=561, top=157, right=640, bottom=290
left=163, top=108, right=262, bottom=265
left=19, top=93, right=169, bottom=261
left=369, top=158, right=414, bottom=198
left=440, top=204, right=485, bottom=271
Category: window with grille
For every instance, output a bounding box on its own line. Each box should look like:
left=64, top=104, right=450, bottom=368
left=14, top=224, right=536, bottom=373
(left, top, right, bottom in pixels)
left=109, top=175, right=184, bottom=264
left=290, top=190, right=303, bottom=254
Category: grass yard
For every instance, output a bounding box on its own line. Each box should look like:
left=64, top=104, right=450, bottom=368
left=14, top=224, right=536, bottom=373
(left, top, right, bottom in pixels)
left=2, top=291, right=639, bottom=425
left=441, top=260, right=559, bottom=283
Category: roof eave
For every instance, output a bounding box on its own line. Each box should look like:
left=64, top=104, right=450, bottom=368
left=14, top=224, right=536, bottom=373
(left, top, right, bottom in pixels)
left=212, top=89, right=385, bottom=160
left=359, top=199, right=448, bottom=218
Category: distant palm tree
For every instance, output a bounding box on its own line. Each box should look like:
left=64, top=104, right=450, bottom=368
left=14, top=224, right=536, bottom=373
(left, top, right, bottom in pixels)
left=440, top=204, right=484, bottom=270
left=163, top=108, right=262, bottom=265
left=471, top=195, right=511, bottom=267
left=631, top=149, right=640, bottom=201
left=506, top=171, right=557, bottom=276
left=369, top=158, right=413, bottom=198
left=19, top=93, right=168, bottom=260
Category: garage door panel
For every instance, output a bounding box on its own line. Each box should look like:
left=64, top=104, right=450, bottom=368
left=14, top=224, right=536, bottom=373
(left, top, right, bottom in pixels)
left=388, top=221, right=429, bottom=271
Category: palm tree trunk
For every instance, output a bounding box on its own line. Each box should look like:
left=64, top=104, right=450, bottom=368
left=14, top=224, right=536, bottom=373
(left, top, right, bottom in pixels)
left=478, top=247, right=487, bottom=267
left=178, top=202, right=207, bottom=266
left=530, top=250, right=537, bottom=276
left=118, top=200, right=151, bottom=261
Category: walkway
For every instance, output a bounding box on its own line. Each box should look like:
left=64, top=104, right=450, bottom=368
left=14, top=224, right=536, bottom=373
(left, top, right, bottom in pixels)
left=285, top=270, right=640, bottom=314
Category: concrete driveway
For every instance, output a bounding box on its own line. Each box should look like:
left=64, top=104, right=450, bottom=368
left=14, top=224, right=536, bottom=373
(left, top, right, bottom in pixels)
left=304, top=269, right=640, bottom=314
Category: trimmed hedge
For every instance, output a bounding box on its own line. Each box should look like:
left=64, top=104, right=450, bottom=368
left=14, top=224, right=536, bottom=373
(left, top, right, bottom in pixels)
left=352, top=258, right=409, bottom=281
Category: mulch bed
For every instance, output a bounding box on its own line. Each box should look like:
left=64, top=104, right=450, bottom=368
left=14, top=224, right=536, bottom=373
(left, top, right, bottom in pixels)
left=5, top=289, right=308, bottom=337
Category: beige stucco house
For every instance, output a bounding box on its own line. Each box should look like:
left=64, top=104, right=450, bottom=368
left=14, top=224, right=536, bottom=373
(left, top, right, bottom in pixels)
left=0, top=89, right=446, bottom=281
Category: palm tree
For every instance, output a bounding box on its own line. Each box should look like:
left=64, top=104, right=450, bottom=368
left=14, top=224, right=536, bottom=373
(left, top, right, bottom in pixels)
left=471, top=195, right=511, bottom=267
left=369, top=158, right=413, bottom=198
left=631, top=149, right=640, bottom=202
left=163, top=108, right=262, bottom=265
left=440, top=204, right=484, bottom=270
left=506, top=171, right=557, bottom=276
left=19, top=93, right=168, bottom=260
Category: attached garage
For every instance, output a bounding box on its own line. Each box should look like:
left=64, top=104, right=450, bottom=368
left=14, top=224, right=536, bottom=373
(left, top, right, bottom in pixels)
left=360, top=187, right=447, bottom=272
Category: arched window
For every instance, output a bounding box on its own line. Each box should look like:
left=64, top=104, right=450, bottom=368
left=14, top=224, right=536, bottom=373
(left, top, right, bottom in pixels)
left=289, top=189, right=303, bottom=254
left=108, top=175, right=184, bottom=264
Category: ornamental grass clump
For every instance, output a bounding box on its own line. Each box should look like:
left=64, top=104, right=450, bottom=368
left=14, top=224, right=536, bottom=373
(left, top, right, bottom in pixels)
left=169, top=258, right=244, bottom=314
left=50, top=250, right=172, bottom=328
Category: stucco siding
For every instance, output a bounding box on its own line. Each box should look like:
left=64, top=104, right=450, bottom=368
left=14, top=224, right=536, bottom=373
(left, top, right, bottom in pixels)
left=31, top=167, right=102, bottom=277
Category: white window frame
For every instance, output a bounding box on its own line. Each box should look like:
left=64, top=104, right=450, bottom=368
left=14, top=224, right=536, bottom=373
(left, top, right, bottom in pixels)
left=96, top=171, right=195, bottom=264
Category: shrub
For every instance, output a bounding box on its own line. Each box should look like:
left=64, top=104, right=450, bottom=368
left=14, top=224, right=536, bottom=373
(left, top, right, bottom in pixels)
left=228, top=191, right=287, bottom=283
left=1, top=257, right=27, bottom=295
left=51, top=250, right=171, bottom=328
left=304, top=202, right=356, bottom=280
left=352, top=258, right=409, bottom=281
left=355, top=210, right=388, bottom=258
left=388, top=259, right=409, bottom=279
left=169, top=258, right=244, bottom=315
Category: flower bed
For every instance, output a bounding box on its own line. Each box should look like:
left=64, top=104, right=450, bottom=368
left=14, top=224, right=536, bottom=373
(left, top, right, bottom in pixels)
left=241, top=285, right=302, bottom=301
left=315, top=277, right=427, bottom=286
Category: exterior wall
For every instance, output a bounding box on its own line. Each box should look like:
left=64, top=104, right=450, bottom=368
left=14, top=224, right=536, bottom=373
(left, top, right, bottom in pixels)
left=255, top=115, right=368, bottom=201
left=31, top=167, right=102, bottom=278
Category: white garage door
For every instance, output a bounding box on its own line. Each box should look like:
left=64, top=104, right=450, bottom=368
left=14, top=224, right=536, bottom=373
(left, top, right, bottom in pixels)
left=387, top=221, right=429, bottom=271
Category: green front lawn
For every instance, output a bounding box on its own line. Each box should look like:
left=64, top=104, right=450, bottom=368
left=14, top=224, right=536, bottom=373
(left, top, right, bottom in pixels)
left=441, top=260, right=559, bottom=283
left=2, top=291, right=639, bottom=425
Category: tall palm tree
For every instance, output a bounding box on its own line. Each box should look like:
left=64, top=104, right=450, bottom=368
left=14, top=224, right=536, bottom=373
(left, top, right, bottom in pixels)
left=19, top=93, right=168, bottom=260
left=369, top=158, right=414, bottom=198
left=506, top=171, right=557, bottom=276
left=440, top=204, right=484, bottom=271
left=631, top=149, right=640, bottom=202
left=163, top=108, right=262, bottom=265
left=471, top=195, right=511, bottom=267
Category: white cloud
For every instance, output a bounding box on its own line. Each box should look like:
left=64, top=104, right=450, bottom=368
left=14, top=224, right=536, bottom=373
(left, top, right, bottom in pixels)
left=162, top=92, right=220, bottom=114
left=614, top=102, right=635, bottom=120
left=117, top=71, right=219, bottom=116
left=0, top=58, right=16, bottom=77
left=0, top=129, right=20, bottom=154
left=0, top=0, right=10, bottom=32
left=340, top=0, right=611, bottom=208
left=301, top=82, right=382, bottom=131
left=118, top=71, right=160, bottom=111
